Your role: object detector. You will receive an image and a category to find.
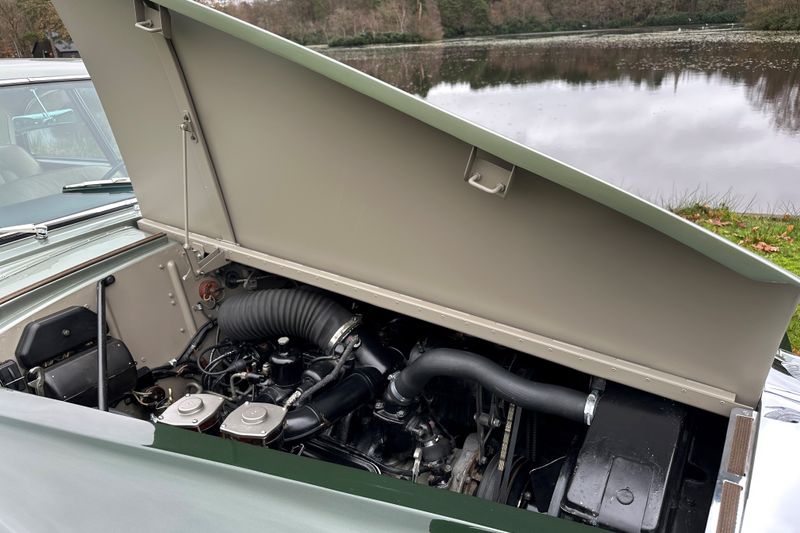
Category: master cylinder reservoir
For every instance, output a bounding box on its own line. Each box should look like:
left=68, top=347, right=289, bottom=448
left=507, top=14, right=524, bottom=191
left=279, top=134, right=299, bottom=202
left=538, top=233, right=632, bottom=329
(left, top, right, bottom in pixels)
left=157, top=393, right=224, bottom=432
left=220, top=402, right=286, bottom=446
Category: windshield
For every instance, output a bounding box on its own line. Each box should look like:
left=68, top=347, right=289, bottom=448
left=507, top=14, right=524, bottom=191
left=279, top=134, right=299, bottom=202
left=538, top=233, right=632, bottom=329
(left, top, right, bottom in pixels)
left=0, top=79, right=134, bottom=228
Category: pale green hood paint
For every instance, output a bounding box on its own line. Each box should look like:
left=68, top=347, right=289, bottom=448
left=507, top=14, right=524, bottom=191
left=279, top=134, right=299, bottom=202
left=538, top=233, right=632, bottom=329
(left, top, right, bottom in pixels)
left=152, top=0, right=795, bottom=288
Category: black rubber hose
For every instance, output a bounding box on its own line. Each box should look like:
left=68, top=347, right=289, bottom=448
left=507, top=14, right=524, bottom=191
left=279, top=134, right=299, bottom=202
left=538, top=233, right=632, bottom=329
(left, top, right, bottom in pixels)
left=385, top=348, right=589, bottom=424
left=284, top=368, right=382, bottom=441
left=217, top=289, right=398, bottom=374
left=218, top=289, right=353, bottom=351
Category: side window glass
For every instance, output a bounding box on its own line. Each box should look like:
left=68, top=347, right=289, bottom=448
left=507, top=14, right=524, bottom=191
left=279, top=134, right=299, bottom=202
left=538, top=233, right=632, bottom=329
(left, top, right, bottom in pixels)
left=12, top=88, right=104, bottom=160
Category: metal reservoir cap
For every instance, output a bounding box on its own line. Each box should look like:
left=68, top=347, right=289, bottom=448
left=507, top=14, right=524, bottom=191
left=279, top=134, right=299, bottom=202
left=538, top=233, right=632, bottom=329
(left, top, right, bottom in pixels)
left=220, top=402, right=286, bottom=444
left=157, top=393, right=224, bottom=431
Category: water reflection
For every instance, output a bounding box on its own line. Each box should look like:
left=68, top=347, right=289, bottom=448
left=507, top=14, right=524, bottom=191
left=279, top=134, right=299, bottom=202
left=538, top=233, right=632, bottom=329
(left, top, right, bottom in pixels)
left=326, top=31, right=800, bottom=211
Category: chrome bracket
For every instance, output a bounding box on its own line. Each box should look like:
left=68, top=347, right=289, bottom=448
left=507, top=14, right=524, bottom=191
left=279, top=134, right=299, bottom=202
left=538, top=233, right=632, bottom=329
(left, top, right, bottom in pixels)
left=27, top=367, right=45, bottom=396
left=133, top=0, right=163, bottom=34
left=180, top=113, right=198, bottom=143
left=463, top=146, right=515, bottom=198
left=181, top=246, right=229, bottom=281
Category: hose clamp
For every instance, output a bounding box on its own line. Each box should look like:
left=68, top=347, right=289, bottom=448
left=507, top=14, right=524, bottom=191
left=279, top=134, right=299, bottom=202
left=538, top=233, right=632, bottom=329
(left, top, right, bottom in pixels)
left=584, top=390, right=599, bottom=425
left=388, top=379, right=413, bottom=406
left=327, top=316, right=361, bottom=353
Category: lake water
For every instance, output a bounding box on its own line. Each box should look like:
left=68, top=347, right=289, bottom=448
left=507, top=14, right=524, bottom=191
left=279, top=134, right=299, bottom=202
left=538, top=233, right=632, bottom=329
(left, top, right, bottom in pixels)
left=325, top=29, right=800, bottom=213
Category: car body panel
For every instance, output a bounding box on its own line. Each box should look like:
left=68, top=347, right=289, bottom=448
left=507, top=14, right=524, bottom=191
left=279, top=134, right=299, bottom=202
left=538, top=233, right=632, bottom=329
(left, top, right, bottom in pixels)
left=0, top=210, right=146, bottom=303
left=49, top=0, right=800, bottom=414
left=0, top=58, right=88, bottom=85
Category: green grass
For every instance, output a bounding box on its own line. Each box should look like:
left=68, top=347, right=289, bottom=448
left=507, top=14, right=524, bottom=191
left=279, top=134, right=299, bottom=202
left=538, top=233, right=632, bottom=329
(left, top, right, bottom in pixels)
left=674, top=203, right=800, bottom=350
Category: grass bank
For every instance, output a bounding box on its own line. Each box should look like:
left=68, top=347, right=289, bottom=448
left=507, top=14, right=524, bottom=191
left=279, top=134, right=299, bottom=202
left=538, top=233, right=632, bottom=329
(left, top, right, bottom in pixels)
left=674, top=203, right=800, bottom=349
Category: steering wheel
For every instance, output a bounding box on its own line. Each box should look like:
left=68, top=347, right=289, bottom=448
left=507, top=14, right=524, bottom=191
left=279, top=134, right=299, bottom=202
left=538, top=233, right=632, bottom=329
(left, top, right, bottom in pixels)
left=100, top=160, right=127, bottom=181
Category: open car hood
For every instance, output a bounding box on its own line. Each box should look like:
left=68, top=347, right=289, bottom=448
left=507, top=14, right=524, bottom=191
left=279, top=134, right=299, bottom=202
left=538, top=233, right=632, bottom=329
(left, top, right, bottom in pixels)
left=52, top=0, right=800, bottom=415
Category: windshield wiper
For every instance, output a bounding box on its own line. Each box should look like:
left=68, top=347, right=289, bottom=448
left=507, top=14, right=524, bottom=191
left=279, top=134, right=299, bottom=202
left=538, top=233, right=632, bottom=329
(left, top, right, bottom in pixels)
left=0, top=224, right=48, bottom=241
left=62, top=177, right=133, bottom=193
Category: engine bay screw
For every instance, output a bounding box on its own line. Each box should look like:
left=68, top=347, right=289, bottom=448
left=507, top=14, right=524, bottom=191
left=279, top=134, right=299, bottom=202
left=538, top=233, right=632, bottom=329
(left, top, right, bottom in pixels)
left=616, top=488, right=634, bottom=506
left=443, top=464, right=452, bottom=472
left=374, top=401, right=384, bottom=410
left=157, top=415, right=163, bottom=420
left=491, top=418, right=502, bottom=427
left=61, top=329, right=70, bottom=337
left=192, top=419, right=198, bottom=424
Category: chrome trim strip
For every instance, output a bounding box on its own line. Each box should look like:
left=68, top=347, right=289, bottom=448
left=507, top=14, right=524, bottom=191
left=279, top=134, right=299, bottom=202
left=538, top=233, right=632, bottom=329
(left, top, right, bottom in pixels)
left=0, top=199, right=138, bottom=244
left=0, top=75, right=91, bottom=88
left=705, top=407, right=758, bottom=533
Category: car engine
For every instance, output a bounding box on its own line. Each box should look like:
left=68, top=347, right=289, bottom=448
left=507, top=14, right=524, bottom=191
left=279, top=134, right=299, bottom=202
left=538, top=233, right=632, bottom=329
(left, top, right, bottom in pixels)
left=9, top=265, right=726, bottom=532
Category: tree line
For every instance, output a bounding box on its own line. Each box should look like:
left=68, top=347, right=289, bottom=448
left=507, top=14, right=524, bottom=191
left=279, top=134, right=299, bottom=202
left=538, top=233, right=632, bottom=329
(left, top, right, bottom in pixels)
left=212, top=0, right=754, bottom=45
left=0, top=0, right=798, bottom=56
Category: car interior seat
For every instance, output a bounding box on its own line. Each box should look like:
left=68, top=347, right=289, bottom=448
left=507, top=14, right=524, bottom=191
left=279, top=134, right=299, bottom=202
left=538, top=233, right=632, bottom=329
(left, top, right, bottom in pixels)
left=0, top=144, right=43, bottom=185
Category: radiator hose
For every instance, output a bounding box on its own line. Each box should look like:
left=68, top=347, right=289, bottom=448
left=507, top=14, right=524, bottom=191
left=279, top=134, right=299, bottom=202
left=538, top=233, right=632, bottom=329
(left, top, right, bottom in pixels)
left=217, top=289, right=398, bottom=441
left=384, top=348, right=592, bottom=425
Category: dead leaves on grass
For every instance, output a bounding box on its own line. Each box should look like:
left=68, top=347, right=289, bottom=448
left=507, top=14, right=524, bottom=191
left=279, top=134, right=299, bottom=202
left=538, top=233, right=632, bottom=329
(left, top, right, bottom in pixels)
left=708, top=218, right=731, bottom=227
left=676, top=204, right=798, bottom=257
left=753, top=241, right=780, bottom=253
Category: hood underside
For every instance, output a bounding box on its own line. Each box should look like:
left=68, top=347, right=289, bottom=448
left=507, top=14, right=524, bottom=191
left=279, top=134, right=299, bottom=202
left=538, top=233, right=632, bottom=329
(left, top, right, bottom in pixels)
left=52, top=0, right=800, bottom=414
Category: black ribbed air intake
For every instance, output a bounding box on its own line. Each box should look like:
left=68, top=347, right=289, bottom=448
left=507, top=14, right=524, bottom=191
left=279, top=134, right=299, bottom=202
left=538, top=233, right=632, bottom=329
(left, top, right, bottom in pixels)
left=217, top=289, right=352, bottom=351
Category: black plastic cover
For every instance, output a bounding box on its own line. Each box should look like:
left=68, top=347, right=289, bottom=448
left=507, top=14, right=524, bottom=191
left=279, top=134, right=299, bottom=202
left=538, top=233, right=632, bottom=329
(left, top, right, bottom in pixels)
left=43, top=338, right=136, bottom=407
left=562, top=384, right=686, bottom=533
left=15, top=306, right=107, bottom=368
left=0, top=360, right=25, bottom=391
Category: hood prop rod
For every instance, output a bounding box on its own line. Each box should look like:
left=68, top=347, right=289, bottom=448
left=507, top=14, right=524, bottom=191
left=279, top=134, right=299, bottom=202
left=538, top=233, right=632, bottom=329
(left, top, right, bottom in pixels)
left=96, top=275, right=115, bottom=411
left=180, top=114, right=194, bottom=250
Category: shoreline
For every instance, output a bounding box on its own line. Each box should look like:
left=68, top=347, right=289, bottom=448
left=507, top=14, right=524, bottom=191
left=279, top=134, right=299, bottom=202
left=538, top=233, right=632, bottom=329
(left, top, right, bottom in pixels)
left=318, top=22, right=747, bottom=50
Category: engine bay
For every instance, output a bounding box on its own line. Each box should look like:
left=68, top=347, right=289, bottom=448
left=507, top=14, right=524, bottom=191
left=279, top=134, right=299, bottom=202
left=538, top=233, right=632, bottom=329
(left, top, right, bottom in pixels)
left=4, top=261, right=727, bottom=532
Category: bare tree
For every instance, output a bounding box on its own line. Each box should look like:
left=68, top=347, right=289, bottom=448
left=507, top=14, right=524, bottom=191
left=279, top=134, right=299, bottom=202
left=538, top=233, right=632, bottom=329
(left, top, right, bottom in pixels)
left=0, top=0, right=31, bottom=57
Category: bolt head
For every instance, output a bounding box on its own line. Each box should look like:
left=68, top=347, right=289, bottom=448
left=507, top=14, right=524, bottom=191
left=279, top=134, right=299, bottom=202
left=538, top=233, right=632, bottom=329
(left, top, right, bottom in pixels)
left=616, top=488, right=634, bottom=506
left=157, top=415, right=163, bottom=420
